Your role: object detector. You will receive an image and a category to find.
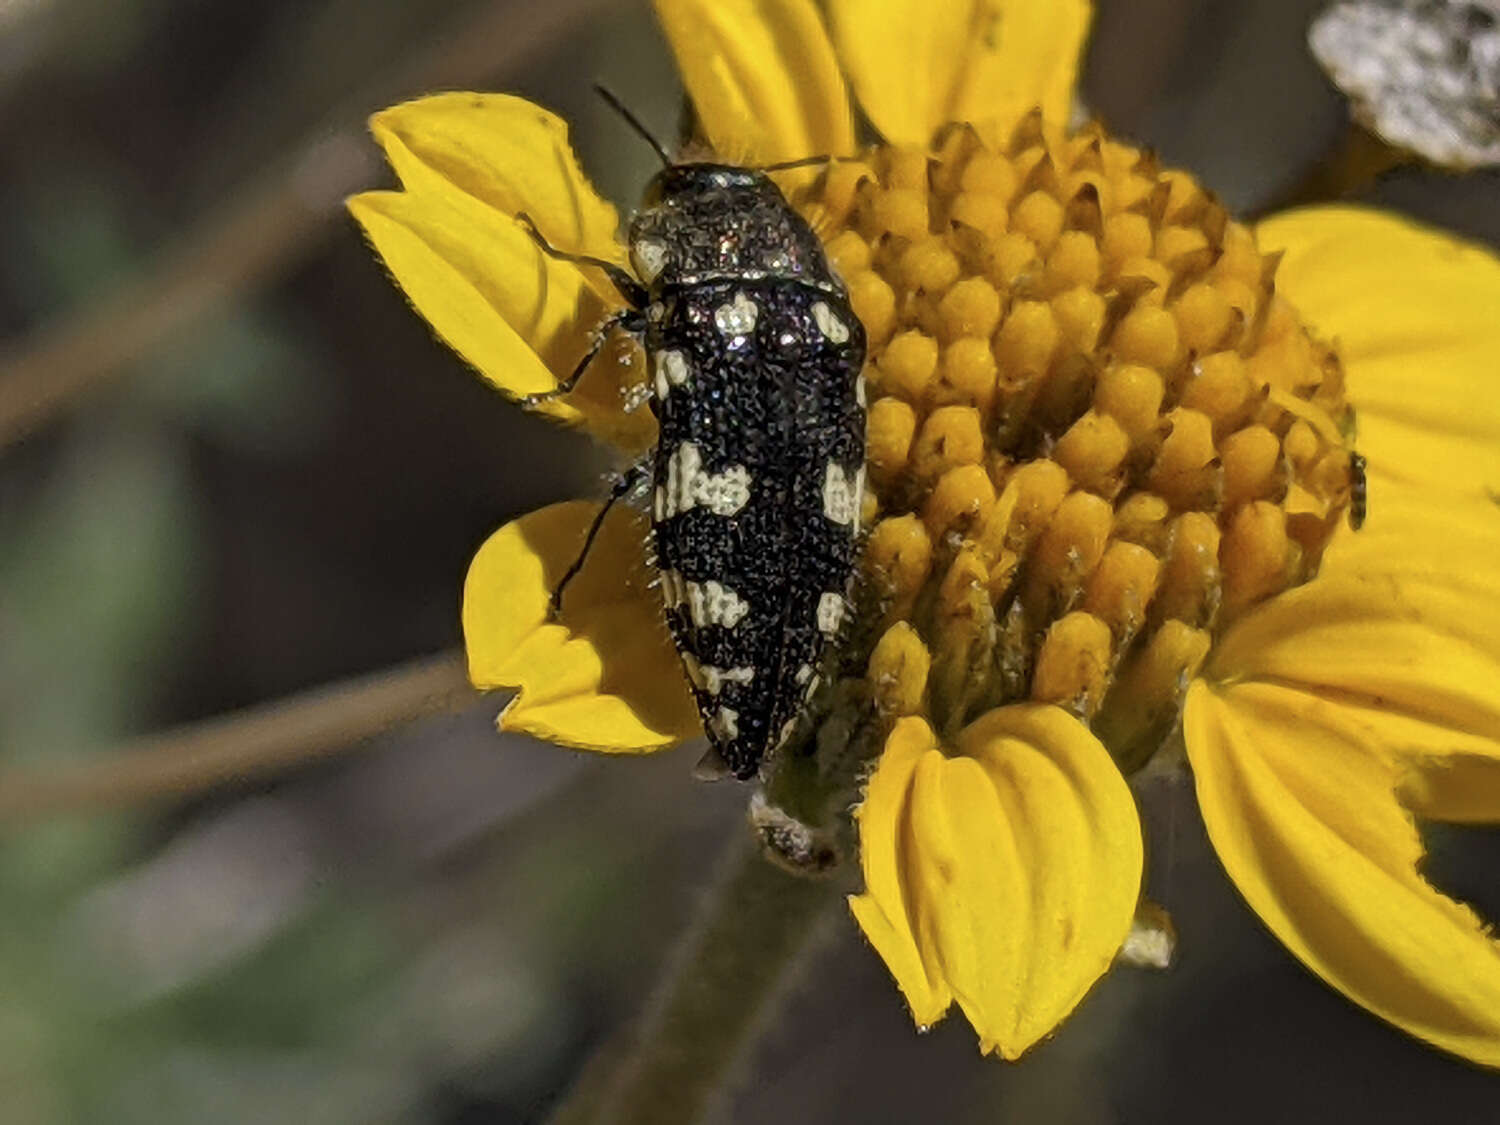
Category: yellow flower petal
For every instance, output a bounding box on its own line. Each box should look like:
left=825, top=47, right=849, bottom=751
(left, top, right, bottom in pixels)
left=828, top=0, right=1091, bottom=146
left=1209, top=487, right=1500, bottom=797
left=1257, top=206, right=1500, bottom=501
left=349, top=96, right=652, bottom=450
left=848, top=717, right=953, bottom=1027
left=1185, top=679, right=1500, bottom=1067
left=371, top=93, right=626, bottom=266
left=347, top=189, right=592, bottom=397
left=851, top=706, right=1142, bottom=1058
left=654, top=0, right=855, bottom=163
left=462, top=501, right=700, bottom=751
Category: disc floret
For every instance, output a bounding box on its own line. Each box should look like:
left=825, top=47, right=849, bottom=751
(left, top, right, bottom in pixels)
left=787, top=114, right=1359, bottom=775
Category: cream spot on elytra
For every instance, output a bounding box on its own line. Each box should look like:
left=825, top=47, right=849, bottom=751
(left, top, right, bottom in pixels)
left=686, top=579, right=750, bottom=629
left=709, top=707, right=740, bottom=740
left=817, top=591, right=845, bottom=635
left=663, top=442, right=751, bottom=517
left=653, top=349, right=690, bottom=398
left=822, top=462, right=858, bottom=525
left=812, top=300, right=850, bottom=344
left=714, top=292, right=759, bottom=338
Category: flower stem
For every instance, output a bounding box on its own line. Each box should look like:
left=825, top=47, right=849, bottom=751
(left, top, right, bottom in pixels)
left=552, top=831, right=842, bottom=1125
left=0, top=650, right=473, bottom=824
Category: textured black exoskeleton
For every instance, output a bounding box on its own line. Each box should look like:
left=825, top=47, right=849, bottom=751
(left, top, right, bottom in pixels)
left=635, top=165, right=867, bottom=779
left=527, top=162, right=867, bottom=780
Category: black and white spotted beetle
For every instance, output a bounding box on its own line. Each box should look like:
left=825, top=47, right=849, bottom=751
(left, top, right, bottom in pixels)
left=523, top=94, right=867, bottom=781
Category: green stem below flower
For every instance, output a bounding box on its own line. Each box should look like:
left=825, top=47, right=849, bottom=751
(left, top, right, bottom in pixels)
left=551, top=829, right=842, bottom=1125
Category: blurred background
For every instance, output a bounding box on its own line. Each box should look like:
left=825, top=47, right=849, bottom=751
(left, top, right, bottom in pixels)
left=0, top=0, right=1498, bottom=1120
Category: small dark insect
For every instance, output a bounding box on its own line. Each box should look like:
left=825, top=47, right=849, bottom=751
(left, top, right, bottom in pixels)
left=523, top=92, right=867, bottom=781
left=1348, top=451, right=1368, bottom=530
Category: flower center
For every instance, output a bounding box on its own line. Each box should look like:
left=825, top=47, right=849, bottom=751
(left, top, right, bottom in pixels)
left=791, top=115, right=1358, bottom=770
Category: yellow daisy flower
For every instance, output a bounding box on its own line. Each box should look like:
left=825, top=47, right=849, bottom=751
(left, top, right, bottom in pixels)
left=348, top=0, right=1500, bottom=1064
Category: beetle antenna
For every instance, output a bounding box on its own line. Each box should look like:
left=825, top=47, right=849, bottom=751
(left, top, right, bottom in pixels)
left=759, top=154, right=839, bottom=173
left=594, top=84, right=672, bottom=167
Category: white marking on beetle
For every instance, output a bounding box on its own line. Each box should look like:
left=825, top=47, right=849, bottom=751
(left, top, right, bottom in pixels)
left=663, top=442, right=751, bottom=517
left=633, top=238, right=668, bottom=282
left=795, top=663, right=813, bottom=685
left=714, top=292, right=759, bottom=338
left=653, top=349, right=690, bottom=398
left=778, top=717, right=799, bottom=746
left=698, top=664, right=754, bottom=696
left=812, top=301, right=850, bottom=344
left=822, top=462, right=858, bottom=525
left=647, top=301, right=666, bottom=322
left=708, top=707, right=740, bottom=740
left=817, top=591, right=846, bottom=635
left=653, top=486, right=667, bottom=521
left=658, top=567, right=686, bottom=608
left=853, top=466, right=868, bottom=533
left=686, top=580, right=750, bottom=629
left=854, top=374, right=867, bottom=407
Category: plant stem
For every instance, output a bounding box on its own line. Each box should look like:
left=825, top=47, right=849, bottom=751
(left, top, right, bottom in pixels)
left=551, top=832, right=842, bottom=1125
left=0, top=650, right=474, bottom=824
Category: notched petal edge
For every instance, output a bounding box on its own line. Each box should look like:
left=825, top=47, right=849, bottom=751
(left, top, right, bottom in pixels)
left=463, top=501, right=699, bottom=752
